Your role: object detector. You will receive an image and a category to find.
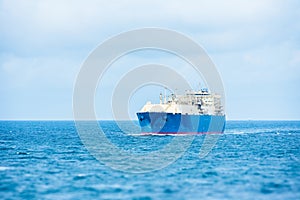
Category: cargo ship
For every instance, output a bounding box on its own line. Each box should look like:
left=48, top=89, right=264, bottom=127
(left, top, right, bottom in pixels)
left=136, top=89, right=225, bottom=134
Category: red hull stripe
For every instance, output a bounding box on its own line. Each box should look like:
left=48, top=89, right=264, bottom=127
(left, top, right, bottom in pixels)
left=140, top=132, right=223, bottom=135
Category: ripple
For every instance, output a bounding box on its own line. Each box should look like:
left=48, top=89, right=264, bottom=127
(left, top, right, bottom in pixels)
left=16, top=151, right=29, bottom=155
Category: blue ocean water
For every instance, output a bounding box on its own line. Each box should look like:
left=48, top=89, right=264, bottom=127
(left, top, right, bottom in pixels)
left=0, top=121, right=299, bottom=199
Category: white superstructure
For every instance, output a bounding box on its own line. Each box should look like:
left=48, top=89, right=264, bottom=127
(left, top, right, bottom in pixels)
left=140, top=89, right=224, bottom=116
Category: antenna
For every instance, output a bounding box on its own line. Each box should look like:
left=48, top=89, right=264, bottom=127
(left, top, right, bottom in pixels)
left=159, top=93, right=162, bottom=104
left=164, top=87, right=167, bottom=104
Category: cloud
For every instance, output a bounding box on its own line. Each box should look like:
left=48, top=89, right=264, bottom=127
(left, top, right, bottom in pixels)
left=0, top=53, right=80, bottom=119
left=0, top=0, right=288, bottom=51
left=0, top=53, right=80, bottom=90
left=212, top=41, right=300, bottom=120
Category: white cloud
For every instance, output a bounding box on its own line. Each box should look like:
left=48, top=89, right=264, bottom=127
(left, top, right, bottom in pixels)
left=0, top=54, right=79, bottom=89
left=166, top=0, right=282, bottom=25
left=0, top=0, right=287, bottom=49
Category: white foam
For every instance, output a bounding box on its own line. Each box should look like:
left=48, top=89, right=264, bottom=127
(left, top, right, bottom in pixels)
left=0, top=166, right=11, bottom=171
left=224, top=131, right=245, bottom=135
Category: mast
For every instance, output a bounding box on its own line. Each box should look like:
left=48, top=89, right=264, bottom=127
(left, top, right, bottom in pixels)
left=164, top=87, right=167, bottom=104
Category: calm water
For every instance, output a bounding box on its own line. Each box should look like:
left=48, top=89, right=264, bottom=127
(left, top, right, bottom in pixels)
left=0, top=121, right=299, bottom=199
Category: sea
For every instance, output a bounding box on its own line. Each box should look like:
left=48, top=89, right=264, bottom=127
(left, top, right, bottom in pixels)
left=0, top=120, right=299, bottom=200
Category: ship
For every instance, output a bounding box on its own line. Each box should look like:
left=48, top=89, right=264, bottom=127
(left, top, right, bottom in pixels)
left=136, top=88, right=225, bottom=134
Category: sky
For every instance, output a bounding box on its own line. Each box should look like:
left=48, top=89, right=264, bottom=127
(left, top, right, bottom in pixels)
left=0, top=0, right=300, bottom=120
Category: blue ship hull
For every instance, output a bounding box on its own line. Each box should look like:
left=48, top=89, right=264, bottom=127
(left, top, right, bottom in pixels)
left=136, top=112, right=226, bottom=134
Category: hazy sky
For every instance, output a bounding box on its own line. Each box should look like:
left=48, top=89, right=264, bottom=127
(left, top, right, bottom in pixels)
left=1, top=0, right=299, bottom=120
